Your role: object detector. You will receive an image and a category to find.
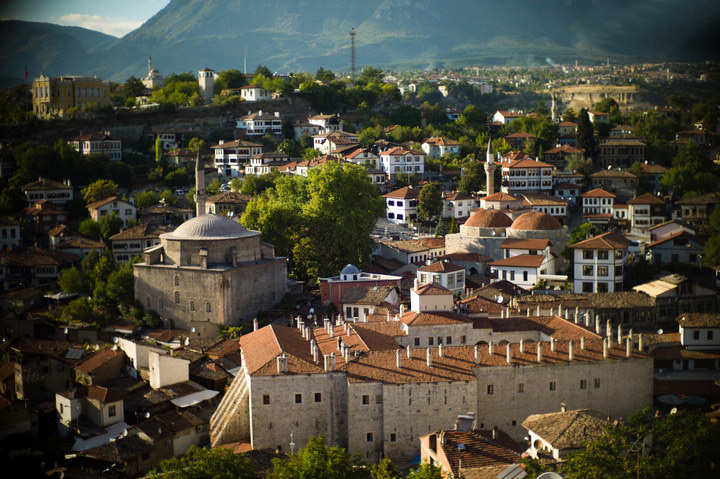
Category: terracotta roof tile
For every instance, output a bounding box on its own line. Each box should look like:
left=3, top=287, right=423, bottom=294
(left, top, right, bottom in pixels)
left=571, top=231, right=630, bottom=250
left=499, top=238, right=551, bottom=250
left=414, top=283, right=453, bottom=296
left=417, top=261, right=464, bottom=273
left=580, top=188, right=616, bottom=198
left=384, top=186, right=420, bottom=199
left=522, top=409, right=609, bottom=450
left=675, top=312, right=720, bottom=328
left=488, top=254, right=544, bottom=268
left=627, top=193, right=665, bottom=205
left=74, top=348, right=123, bottom=374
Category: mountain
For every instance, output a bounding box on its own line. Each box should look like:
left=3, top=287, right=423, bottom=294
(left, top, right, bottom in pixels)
left=3, top=0, right=720, bottom=85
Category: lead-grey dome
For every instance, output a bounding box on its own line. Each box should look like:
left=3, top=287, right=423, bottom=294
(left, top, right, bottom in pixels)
left=340, top=264, right=361, bottom=276
left=162, top=214, right=258, bottom=240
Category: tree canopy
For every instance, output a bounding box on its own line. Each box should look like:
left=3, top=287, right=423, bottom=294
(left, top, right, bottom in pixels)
left=81, top=179, right=119, bottom=204
left=149, top=445, right=256, bottom=479
left=660, top=143, right=720, bottom=197
left=241, top=162, right=384, bottom=282
left=267, top=435, right=366, bottom=479
left=418, top=183, right=443, bottom=223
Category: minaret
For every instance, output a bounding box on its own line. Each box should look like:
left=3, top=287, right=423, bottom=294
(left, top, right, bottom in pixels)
left=148, top=55, right=152, bottom=76
left=484, top=137, right=496, bottom=196
left=551, top=92, right=557, bottom=123
left=194, top=150, right=206, bottom=216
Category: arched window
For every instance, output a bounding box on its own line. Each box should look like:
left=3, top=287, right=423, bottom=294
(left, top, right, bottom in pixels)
left=146, top=296, right=151, bottom=308
left=174, top=275, right=179, bottom=287
left=174, top=291, right=180, bottom=304
left=190, top=301, right=195, bottom=312
left=206, top=302, right=212, bottom=313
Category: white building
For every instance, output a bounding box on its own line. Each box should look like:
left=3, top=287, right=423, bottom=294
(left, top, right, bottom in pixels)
left=442, top=192, right=476, bottom=220
left=416, top=261, right=466, bottom=295
left=676, top=313, right=720, bottom=351
left=240, top=84, right=272, bottom=102
left=211, top=139, right=263, bottom=178
left=312, top=130, right=359, bottom=155
left=0, top=219, right=21, bottom=251
left=627, top=193, right=666, bottom=234
left=522, top=194, right=568, bottom=225
left=236, top=110, right=283, bottom=138
left=379, top=147, right=426, bottom=180
left=198, top=68, right=216, bottom=102
left=383, top=186, right=419, bottom=225
left=309, top=114, right=343, bottom=134
left=580, top=188, right=616, bottom=225
left=68, top=132, right=122, bottom=161
left=571, top=231, right=629, bottom=294
left=492, top=110, right=521, bottom=125
left=421, top=137, right=461, bottom=158
left=501, top=158, right=553, bottom=195
left=342, top=147, right=380, bottom=170
left=86, top=196, right=136, bottom=227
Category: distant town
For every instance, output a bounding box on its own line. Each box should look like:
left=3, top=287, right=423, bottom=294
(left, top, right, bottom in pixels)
left=0, top=58, right=719, bottom=478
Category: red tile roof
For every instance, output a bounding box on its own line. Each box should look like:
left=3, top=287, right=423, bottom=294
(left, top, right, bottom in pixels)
left=580, top=188, right=616, bottom=198
left=384, top=186, right=420, bottom=199
left=488, top=254, right=545, bottom=268
left=571, top=231, right=630, bottom=250
left=74, top=348, right=123, bottom=374
left=499, top=239, right=551, bottom=250
left=414, top=283, right=454, bottom=296
left=417, top=261, right=464, bottom=273
left=627, top=193, right=665, bottom=205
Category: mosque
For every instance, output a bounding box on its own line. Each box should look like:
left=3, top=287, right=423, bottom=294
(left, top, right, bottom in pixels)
left=133, top=153, right=288, bottom=337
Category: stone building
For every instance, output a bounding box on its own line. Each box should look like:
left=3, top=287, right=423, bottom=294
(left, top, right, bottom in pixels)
left=210, top=287, right=652, bottom=467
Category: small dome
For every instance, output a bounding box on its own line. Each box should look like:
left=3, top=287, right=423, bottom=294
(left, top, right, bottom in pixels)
left=510, top=211, right=562, bottom=231
left=464, top=209, right=513, bottom=228
left=340, top=264, right=361, bottom=276
left=162, top=214, right=257, bottom=240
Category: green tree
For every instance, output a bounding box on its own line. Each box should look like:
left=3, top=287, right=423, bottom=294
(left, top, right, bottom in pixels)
left=370, top=456, right=402, bottom=479
left=702, top=207, right=720, bottom=267
left=149, top=445, right=256, bottom=479
left=660, top=143, right=720, bottom=197
left=418, top=183, right=443, bottom=223
left=79, top=218, right=102, bottom=241
left=357, top=67, right=384, bottom=86
left=278, top=139, right=301, bottom=158
left=188, top=137, right=206, bottom=153
left=315, top=67, right=336, bottom=83
left=405, top=463, right=443, bottom=479
left=123, top=76, right=145, bottom=100
left=135, top=191, right=159, bottom=210
left=562, top=222, right=601, bottom=263
left=389, top=105, right=422, bottom=128
left=98, top=212, right=123, bottom=239
left=106, top=262, right=135, bottom=305
left=458, top=160, right=485, bottom=195
left=57, top=266, right=90, bottom=295
left=81, top=179, right=119, bottom=204
left=155, top=135, right=163, bottom=162
left=60, top=297, right=94, bottom=324
left=576, top=108, right=595, bottom=158
left=691, top=99, right=718, bottom=132
left=214, top=69, right=246, bottom=92
left=266, top=435, right=366, bottom=479
left=90, top=250, right=115, bottom=287
left=254, top=64, right=273, bottom=78
left=566, top=155, right=594, bottom=180
left=0, top=185, right=26, bottom=216
left=562, top=409, right=720, bottom=479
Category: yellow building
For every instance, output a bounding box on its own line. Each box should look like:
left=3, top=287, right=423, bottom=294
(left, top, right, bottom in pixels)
left=32, top=74, right=111, bottom=118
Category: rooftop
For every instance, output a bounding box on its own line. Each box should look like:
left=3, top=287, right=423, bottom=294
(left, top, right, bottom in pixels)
left=522, top=408, right=609, bottom=450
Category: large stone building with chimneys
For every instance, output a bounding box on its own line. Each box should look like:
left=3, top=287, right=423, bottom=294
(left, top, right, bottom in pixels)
left=210, top=285, right=652, bottom=466
left=133, top=152, right=288, bottom=337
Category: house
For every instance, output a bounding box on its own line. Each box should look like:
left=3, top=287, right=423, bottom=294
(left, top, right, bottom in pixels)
left=416, top=261, right=466, bottom=295
left=0, top=246, right=77, bottom=290
left=383, top=186, right=419, bottom=225
left=211, top=139, right=263, bottom=178
left=149, top=130, right=187, bottom=151
left=205, top=191, right=252, bottom=216
left=137, top=410, right=205, bottom=459
left=640, top=162, right=669, bottom=191
left=240, top=84, right=272, bottom=102
left=86, top=196, right=136, bottom=227
left=21, top=177, right=74, bottom=207
left=235, top=110, right=283, bottom=138
left=163, top=148, right=196, bottom=166
left=613, top=203, right=630, bottom=230
left=501, top=158, right=554, bottom=195
left=580, top=188, right=616, bottom=226
left=74, top=348, right=125, bottom=386
left=68, top=132, right=122, bottom=161
left=590, top=170, right=638, bottom=202
left=22, top=199, right=69, bottom=242
left=597, top=138, right=646, bottom=169
left=342, top=147, right=380, bottom=169
left=293, top=116, right=322, bottom=140
left=480, top=192, right=524, bottom=211
left=378, top=238, right=446, bottom=265
left=648, top=220, right=696, bottom=242
left=442, top=192, right=476, bottom=220
left=379, top=147, right=426, bottom=180
left=587, top=111, right=609, bottom=124
left=340, top=285, right=399, bottom=322
left=522, top=194, right=568, bottom=225
left=445, top=108, right=462, bottom=121
left=420, top=425, right=523, bottom=479
left=309, top=113, right=343, bottom=134
left=633, top=275, right=717, bottom=326
left=492, top=110, right=521, bottom=125
left=421, top=137, right=461, bottom=158
left=109, top=224, right=174, bottom=263
left=543, top=144, right=584, bottom=170
left=489, top=253, right=547, bottom=290
left=523, top=407, right=610, bottom=461
left=0, top=219, right=21, bottom=251
left=139, top=203, right=193, bottom=226
left=245, top=151, right=291, bottom=175
left=557, top=121, right=578, bottom=137
left=676, top=313, right=720, bottom=350
left=319, top=264, right=402, bottom=311
left=32, top=74, right=110, bottom=118
left=677, top=192, right=720, bottom=231
left=571, top=231, right=630, bottom=294
left=646, top=231, right=704, bottom=265
left=505, top=132, right=537, bottom=150
left=313, top=130, right=360, bottom=154
left=54, top=236, right=105, bottom=259
left=627, top=193, right=666, bottom=233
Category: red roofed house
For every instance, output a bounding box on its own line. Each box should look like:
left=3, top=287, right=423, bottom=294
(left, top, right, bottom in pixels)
left=68, top=131, right=122, bottom=161
left=505, top=131, right=537, bottom=151
left=646, top=231, right=705, bottom=265
left=384, top=186, right=419, bottom=225
left=211, top=139, right=263, bottom=178
left=416, top=261, right=466, bottom=295
left=74, top=348, right=125, bottom=386
left=627, top=193, right=666, bottom=233
left=571, top=231, right=630, bottom=294
left=442, top=191, right=476, bottom=221
left=22, top=199, right=69, bottom=240
left=421, top=137, right=460, bottom=158
left=379, top=147, right=426, bottom=181
left=580, top=188, right=616, bottom=225
left=543, top=144, right=585, bottom=170
left=492, top=110, right=521, bottom=125
left=501, top=158, right=553, bottom=195
left=489, top=249, right=551, bottom=290
left=240, top=84, right=271, bottom=102
left=86, top=196, right=136, bottom=227
left=21, top=177, right=74, bottom=207
left=319, top=264, right=402, bottom=311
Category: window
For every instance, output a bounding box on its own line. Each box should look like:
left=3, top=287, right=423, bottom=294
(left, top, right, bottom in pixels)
left=295, top=394, right=302, bottom=404
left=583, top=250, right=593, bottom=259
left=428, top=337, right=434, bottom=346
left=487, top=385, right=494, bottom=395
left=390, top=433, right=396, bottom=442
left=582, top=265, right=593, bottom=276
left=367, top=433, right=373, bottom=442
left=446, top=336, right=452, bottom=345
left=582, top=282, right=593, bottom=293
left=693, top=330, right=700, bottom=340
left=460, top=335, right=466, bottom=344
left=263, top=394, right=270, bottom=404
left=599, top=250, right=609, bottom=260
left=580, top=379, right=587, bottom=389
left=523, top=271, right=528, bottom=282
left=362, top=395, right=369, bottom=405
left=708, top=331, right=714, bottom=340
left=414, top=337, right=420, bottom=346
left=159, top=299, right=164, bottom=309
left=598, top=266, right=608, bottom=277
left=549, top=381, right=556, bottom=391
left=174, top=291, right=180, bottom=304
left=315, top=392, right=322, bottom=403
left=376, top=394, right=383, bottom=404
left=109, top=405, right=116, bottom=417
left=206, top=302, right=212, bottom=313
left=594, top=378, right=600, bottom=389
left=174, top=275, right=179, bottom=286
left=517, top=383, right=524, bottom=393
left=190, top=301, right=195, bottom=312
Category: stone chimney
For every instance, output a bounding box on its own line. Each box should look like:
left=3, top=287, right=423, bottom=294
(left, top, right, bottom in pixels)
left=536, top=305, right=541, bottom=316
left=407, top=345, right=412, bottom=359
left=426, top=348, right=432, bottom=367
left=329, top=323, right=334, bottom=338
left=400, top=304, right=405, bottom=316
left=526, top=308, right=531, bottom=317
left=337, top=336, right=342, bottom=351
left=595, top=315, right=601, bottom=334
left=580, top=336, right=586, bottom=350
left=506, top=344, right=512, bottom=364
left=330, top=352, right=336, bottom=371
left=561, top=402, right=567, bottom=413
left=568, top=340, right=574, bottom=361
left=617, top=324, right=623, bottom=345
left=603, top=338, right=609, bottom=358
left=488, top=341, right=494, bottom=355
left=492, top=425, right=498, bottom=440
left=276, top=355, right=283, bottom=374
left=550, top=337, right=556, bottom=352
left=537, top=342, right=543, bottom=363
left=396, top=349, right=402, bottom=369
left=324, top=354, right=330, bottom=372
left=606, top=320, right=612, bottom=338
left=626, top=337, right=632, bottom=357
left=519, top=339, right=525, bottom=354
left=474, top=344, right=479, bottom=364
left=253, top=318, right=259, bottom=331
left=638, top=334, right=643, bottom=352
left=438, top=343, right=444, bottom=358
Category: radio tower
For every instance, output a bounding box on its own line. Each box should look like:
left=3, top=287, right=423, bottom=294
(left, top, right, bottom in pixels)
left=349, top=28, right=356, bottom=81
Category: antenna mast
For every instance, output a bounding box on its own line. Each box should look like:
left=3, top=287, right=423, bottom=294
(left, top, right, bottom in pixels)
left=349, top=28, right=357, bottom=81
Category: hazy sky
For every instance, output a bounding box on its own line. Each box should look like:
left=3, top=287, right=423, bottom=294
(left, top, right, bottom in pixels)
left=0, top=0, right=170, bottom=37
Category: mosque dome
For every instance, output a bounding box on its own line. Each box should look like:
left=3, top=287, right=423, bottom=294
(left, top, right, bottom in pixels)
left=162, top=214, right=257, bottom=240
left=509, top=211, right=562, bottom=231
left=464, top=209, right=513, bottom=228
left=340, top=264, right=361, bottom=279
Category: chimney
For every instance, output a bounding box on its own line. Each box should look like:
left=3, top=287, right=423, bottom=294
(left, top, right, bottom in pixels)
left=595, top=315, right=601, bottom=334
left=400, top=304, right=405, bottom=316
left=492, top=426, right=498, bottom=440
left=324, top=318, right=330, bottom=331
left=617, top=324, right=623, bottom=345
left=506, top=344, right=512, bottom=364
left=474, top=344, right=479, bottom=364
left=324, top=354, right=330, bottom=372
left=386, top=311, right=390, bottom=322
left=330, top=352, right=336, bottom=371
left=606, top=320, right=612, bottom=338
left=396, top=349, right=402, bottom=369
left=313, top=345, right=319, bottom=363
left=310, top=338, right=316, bottom=354
left=568, top=340, right=574, bottom=361
left=276, top=356, right=283, bottom=374
left=580, top=336, right=586, bottom=350
left=526, top=309, right=530, bottom=317
left=638, top=334, right=643, bottom=352
left=537, top=342, right=543, bottom=363
left=626, top=337, right=632, bottom=357
left=603, top=338, right=609, bottom=358
left=519, top=339, right=525, bottom=354
left=347, top=327, right=352, bottom=337
left=488, top=341, right=494, bottom=355
left=337, top=336, right=342, bottom=351
left=561, top=402, right=567, bottom=413
left=253, top=318, right=259, bottom=331
left=414, top=278, right=419, bottom=290
left=551, top=338, right=556, bottom=352
left=329, top=323, right=334, bottom=338
left=426, top=348, right=432, bottom=367
left=536, top=305, right=541, bottom=316
left=558, top=305, right=563, bottom=317
left=574, top=310, right=579, bottom=324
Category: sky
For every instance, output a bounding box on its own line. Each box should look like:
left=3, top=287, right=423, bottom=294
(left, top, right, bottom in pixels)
left=0, top=0, right=170, bottom=37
